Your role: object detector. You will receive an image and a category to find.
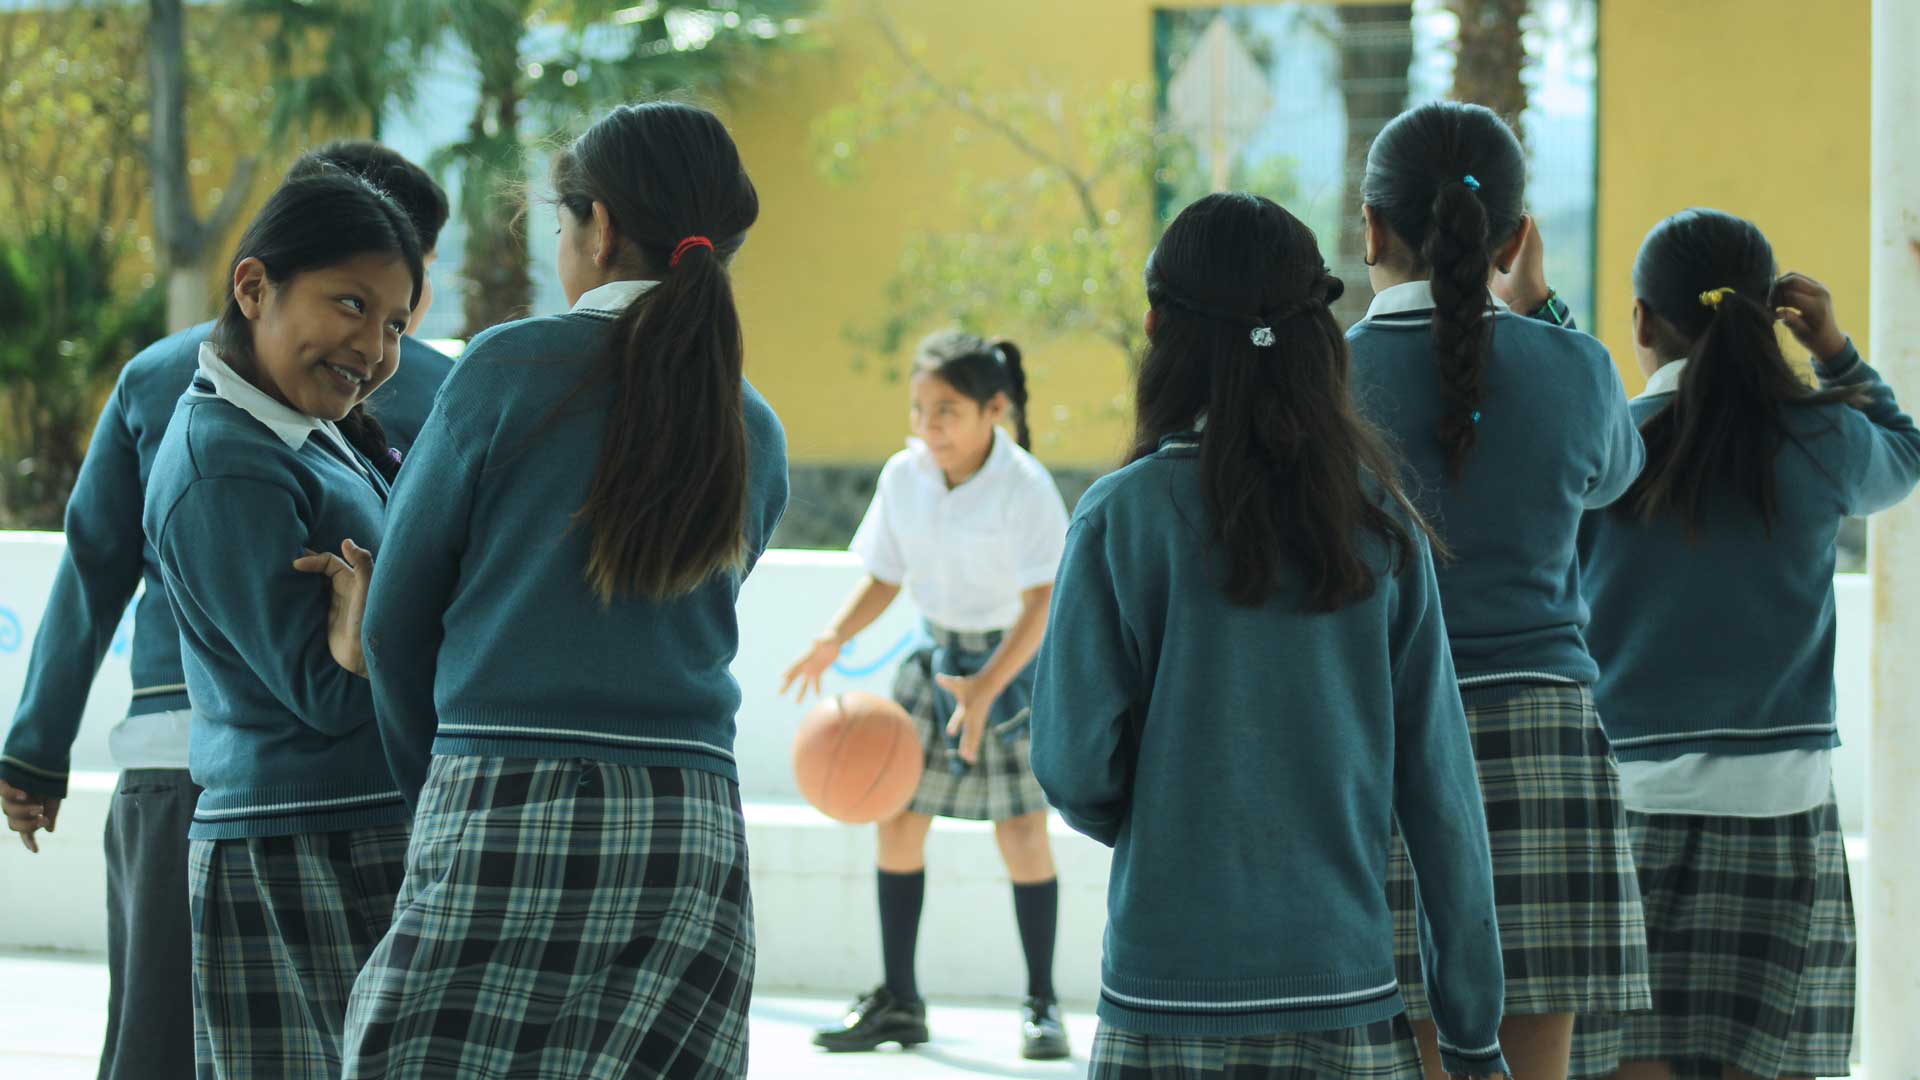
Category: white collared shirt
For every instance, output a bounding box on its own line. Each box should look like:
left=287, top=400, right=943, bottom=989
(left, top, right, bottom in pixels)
left=850, top=426, right=1070, bottom=632
left=193, top=343, right=365, bottom=474
left=571, top=278, right=660, bottom=316
left=1362, top=279, right=1513, bottom=322
left=1638, top=358, right=1687, bottom=398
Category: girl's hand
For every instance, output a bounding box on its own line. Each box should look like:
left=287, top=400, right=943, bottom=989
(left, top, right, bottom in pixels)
left=936, top=673, right=996, bottom=765
left=1772, top=272, right=1850, bottom=362
left=292, top=539, right=374, bottom=677
left=1490, top=213, right=1548, bottom=313
left=780, top=635, right=841, bottom=702
left=1, top=780, right=59, bottom=853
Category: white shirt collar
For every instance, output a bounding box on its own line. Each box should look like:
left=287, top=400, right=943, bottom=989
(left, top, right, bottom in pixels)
left=1640, top=359, right=1688, bottom=399
left=571, top=278, right=660, bottom=315
left=195, top=342, right=327, bottom=452
left=907, top=424, right=1013, bottom=487
left=1362, top=279, right=1512, bottom=321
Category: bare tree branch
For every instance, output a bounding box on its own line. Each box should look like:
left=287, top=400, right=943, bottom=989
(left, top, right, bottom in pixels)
left=866, top=3, right=1108, bottom=235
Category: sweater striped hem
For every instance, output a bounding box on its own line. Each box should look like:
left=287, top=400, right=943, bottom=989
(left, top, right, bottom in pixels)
left=127, top=684, right=191, bottom=718
left=431, top=733, right=741, bottom=784
left=1457, top=670, right=1583, bottom=689
left=1609, top=723, right=1840, bottom=762
left=1095, top=966, right=1408, bottom=1037
left=188, top=790, right=410, bottom=840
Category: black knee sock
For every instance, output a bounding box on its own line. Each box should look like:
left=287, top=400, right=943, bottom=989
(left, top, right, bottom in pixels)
left=1012, top=878, right=1059, bottom=1000
left=877, top=869, right=925, bottom=1004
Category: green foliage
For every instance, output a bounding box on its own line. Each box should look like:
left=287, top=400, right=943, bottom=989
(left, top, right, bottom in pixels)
left=0, top=224, right=164, bottom=529
left=814, top=16, right=1172, bottom=380
left=247, top=0, right=820, bottom=334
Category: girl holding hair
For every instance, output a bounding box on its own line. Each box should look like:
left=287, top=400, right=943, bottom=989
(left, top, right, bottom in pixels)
left=1569, top=210, right=1920, bottom=1080
left=1030, top=191, right=1510, bottom=1080
left=1346, top=101, right=1651, bottom=1080
left=781, top=330, right=1073, bottom=1060
left=302, top=102, right=787, bottom=1078
left=141, top=172, right=423, bottom=1077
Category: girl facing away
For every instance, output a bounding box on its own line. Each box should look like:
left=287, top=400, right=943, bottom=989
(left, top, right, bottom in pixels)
left=1031, top=191, right=1511, bottom=1080
left=1570, top=209, right=1920, bottom=1080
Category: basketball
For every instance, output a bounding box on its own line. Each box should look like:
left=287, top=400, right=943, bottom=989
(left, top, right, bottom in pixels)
left=793, top=691, right=924, bottom=824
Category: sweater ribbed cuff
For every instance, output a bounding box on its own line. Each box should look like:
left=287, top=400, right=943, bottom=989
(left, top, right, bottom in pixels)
left=1438, top=1036, right=1510, bottom=1078
left=0, top=755, right=70, bottom=798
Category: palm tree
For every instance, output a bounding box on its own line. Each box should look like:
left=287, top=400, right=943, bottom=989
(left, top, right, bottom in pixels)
left=1447, top=0, right=1529, bottom=132
left=250, top=0, right=818, bottom=337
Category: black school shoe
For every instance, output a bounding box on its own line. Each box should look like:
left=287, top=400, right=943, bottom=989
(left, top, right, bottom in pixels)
left=1020, top=996, right=1071, bottom=1060
left=812, top=986, right=931, bottom=1052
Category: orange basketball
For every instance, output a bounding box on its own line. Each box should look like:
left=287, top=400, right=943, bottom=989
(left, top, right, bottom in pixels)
left=793, top=691, right=924, bottom=824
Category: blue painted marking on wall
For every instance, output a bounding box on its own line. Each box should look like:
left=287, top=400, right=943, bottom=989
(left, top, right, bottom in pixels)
left=109, top=602, right=136, bottom=657
left=830, top=628, right=925, bottom=678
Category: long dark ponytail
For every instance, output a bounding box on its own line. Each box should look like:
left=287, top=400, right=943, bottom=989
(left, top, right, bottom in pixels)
left=1361, top=102, right=1526, bottom=478
left=914, top=330, right=1032, bottom=450
left=1136, top=192, right=1428, bottom=612
left=211, top=172, right=423, bottom=483
left=553, top=102, right=760, bottom=602
left=1620, top=209, right=1865, bottom=535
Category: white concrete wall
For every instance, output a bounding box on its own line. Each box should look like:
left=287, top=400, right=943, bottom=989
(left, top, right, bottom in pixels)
left=0, top=534, right=1878, bottom=1006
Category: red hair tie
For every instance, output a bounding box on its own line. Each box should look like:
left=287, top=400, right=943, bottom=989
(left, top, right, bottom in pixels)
left=669, top=235, right=714, bottom=268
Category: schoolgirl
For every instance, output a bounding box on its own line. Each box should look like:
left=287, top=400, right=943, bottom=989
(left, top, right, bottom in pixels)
left=782, top=329, right=1072, bottom=1059
left=1345, top=100, right=1651, bottom=1080
left=310, top=102, right=787, bottom=1079
left=0, top=142, right=449, bottom=1080
left=140, top=171, right=423, bottom=1077
left=1030, top=191, right=1510, bottom=1080
left=1569, top=210, right=1920, bottom=1080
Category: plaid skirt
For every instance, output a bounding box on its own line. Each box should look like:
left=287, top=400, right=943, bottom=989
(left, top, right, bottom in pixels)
left=189, top=824, right=410, bottom=1079
left=894, top=625, right=1049, bottom=822
left=341, top=756, right=755, bottom=1080
left=1389, top=681, right=1651, bottom=1018
left=1568, top=793, right=1855, bottom=1079
left=1089, top=1016, right=1424, bottom=1079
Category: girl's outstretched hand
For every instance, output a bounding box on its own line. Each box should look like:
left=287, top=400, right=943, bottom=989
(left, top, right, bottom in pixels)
left=936, top=673, right=994, bottom=765
left=293, top=538, right=374, bottom=677
left=780, top=636, right=840, bottom=702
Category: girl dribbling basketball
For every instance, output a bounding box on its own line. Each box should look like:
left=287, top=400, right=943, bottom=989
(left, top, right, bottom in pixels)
left=781, top=331, right=1072, bottom=1060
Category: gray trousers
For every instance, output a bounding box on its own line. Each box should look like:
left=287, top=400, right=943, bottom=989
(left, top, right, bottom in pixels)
left=101, top=768, right=198, bottom=1080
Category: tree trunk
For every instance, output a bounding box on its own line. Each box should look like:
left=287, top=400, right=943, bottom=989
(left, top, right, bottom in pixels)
left=1447, top=0, right=1530, bottom=132
left=167, top=264, right=215, bottom=329
left=147, top=0, right=258, bottom=331
left=458, top=56, right=532, bottom=337
left=1334, top=5, right=1414, bottom=326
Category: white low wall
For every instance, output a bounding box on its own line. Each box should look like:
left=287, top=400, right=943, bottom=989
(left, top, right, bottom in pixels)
left=0, top=534, right=1878, bottom=1007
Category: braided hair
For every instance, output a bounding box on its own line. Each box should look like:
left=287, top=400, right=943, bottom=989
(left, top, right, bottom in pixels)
left=1361, top=102, right=1527, bottom=478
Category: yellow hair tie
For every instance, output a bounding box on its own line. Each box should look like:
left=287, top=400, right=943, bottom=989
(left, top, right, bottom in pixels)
left=1699, top=287, right=1739, bottom=309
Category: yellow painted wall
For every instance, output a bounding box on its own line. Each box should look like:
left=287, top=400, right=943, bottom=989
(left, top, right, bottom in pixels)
left=1594, top=0, right=1871, bottom=391
left=722, top=0, right=1871, bottom=466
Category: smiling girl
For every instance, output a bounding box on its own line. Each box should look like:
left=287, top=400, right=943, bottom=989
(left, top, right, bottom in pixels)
left=141, top=172, right=422, bottom=1079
